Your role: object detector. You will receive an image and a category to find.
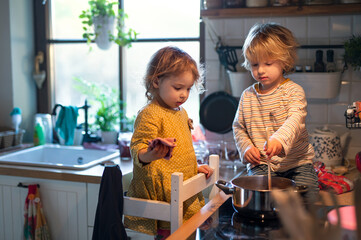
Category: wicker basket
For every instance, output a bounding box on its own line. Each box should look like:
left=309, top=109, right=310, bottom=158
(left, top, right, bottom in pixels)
left=0, top=127, right=25, bottom=149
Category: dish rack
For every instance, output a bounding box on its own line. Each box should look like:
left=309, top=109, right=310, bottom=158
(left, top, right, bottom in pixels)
left=345, top=104, right=361, bottom=129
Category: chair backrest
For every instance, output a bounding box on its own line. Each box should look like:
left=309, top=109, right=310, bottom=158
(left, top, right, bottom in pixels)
left=123, top=154, right=220, bottom=234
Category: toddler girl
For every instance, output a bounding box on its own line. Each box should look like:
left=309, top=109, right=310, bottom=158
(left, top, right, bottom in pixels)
left=124, top=46, right=213, bottom=239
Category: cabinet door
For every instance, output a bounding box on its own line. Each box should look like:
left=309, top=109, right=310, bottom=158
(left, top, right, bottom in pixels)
left=0, top=175, right=87, bottom=240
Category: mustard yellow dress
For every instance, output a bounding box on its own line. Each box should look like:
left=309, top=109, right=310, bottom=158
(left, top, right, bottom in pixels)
left=124, top=102, right=204, bottom=235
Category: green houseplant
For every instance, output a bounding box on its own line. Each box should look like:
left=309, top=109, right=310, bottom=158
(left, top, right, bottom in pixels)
left=73, top=77, right=135, bottom=131
left=79, top=0, right=137, bottom=50
left=73, top=77, right=121, bottom=132
left=344, top=35, right=361, bottom=71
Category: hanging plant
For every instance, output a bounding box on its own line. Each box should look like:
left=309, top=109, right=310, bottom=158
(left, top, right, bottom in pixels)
left=79, top=0, right=137, bottom=50
left=344, top=35, right=361, bottom=71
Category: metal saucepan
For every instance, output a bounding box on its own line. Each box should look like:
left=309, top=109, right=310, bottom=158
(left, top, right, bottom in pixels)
left=216, top=175, right=308, bottom=219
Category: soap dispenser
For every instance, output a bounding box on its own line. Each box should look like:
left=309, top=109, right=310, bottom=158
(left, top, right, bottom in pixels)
left=34, top=117, right=46, bottom=146
left=10, top=107, right=22, bottom=133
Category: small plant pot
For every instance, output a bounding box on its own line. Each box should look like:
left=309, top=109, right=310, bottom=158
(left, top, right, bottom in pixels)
left=93, top=16, right=115, bottom=50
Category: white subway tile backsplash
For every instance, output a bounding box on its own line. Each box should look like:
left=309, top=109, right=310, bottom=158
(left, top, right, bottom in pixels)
left=352, top=70, right=361, bottom=82
left=286, top=17, right=307, bottom=42
left=205, top=60, right=221, bottom=81
left=224, top=19, right=245, bottom=40
left=328, top=103, right=348, bottom=124
left=329, top=81, right=350, bottom=104
left=349, top=129, right=361, bottom=148
left=345, top=146, right=361, bottom=162
left=205, top=39, right=219, bottom=60
left=352, top=15, right=361, bottom=35
left=205, top=19, right=225, bottom=40
left=244, top=18, right=265, bottom=34
left=263, top=17, right=285, bottom=26
left=204, top=79, right=220, bottom=93
left=330, top=15, right=352, bottom=38
left=341, top=69, right=353, bottom=81
left=306, top=103, right=328, bottom=123
left=350, top=81, right=361, bottom=102
left=308, top=16, right=330, bottom=39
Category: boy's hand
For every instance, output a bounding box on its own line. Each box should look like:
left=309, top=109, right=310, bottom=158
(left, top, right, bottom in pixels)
left=198, top=164, right=214, bottom=179
left=244, top=146, right=261, bottom=165
left=264, top=138, right=283, bottom=159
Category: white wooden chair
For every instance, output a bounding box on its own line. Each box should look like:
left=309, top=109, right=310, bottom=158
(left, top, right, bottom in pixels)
left=123, top=154, right=220, bottom=234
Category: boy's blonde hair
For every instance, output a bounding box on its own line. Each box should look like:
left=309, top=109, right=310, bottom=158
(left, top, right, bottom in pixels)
left=144, top=46, right=205, bottom=101
left=242, top=22, right=299, bottom=74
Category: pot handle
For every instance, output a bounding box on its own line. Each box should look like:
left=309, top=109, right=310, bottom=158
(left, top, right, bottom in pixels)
left=294, top=185, right=308, bottom=194
left=215, top=180, right=234, bottom=195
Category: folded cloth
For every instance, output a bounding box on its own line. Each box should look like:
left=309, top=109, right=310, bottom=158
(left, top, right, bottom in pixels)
left=24, top=185, right=51, bottom=240
left=147, top=137, right=176, bottom=160
left=55, top=106, right=78, bottom=145
left=314, top=161, right=354, bottom=194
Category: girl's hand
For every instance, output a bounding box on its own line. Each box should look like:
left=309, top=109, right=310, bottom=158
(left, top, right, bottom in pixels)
left=198, top=164, right=214, bottom=179
left=264, top=138, right=283, bottom=159
left=244, top=146, right=261, bottom=165
left=138, top=144, right=170, bottom=163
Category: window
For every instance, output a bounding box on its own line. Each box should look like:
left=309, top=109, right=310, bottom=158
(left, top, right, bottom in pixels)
left=38, top=0, right=203, bottom=131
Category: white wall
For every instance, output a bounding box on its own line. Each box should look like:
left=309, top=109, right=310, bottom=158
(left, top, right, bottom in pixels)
left=204, top=14, right=361, bottom=161
left=0, top=0, right=36, bottom=142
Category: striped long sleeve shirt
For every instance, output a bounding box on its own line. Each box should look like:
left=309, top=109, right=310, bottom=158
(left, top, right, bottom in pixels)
left=233, top=79, right=314, bottom=172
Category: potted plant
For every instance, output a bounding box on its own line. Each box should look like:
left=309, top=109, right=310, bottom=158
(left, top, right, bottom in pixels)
left=73, top=77, right=131, bottom=144
left=344, top=35, right=361, bottom=71
left=79, top=0, right=137, bottom=50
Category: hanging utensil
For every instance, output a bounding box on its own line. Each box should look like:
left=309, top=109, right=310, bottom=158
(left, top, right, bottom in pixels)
left=216, top=44, right=239, bottom=72
left=224, top=47, right=238, bottom=72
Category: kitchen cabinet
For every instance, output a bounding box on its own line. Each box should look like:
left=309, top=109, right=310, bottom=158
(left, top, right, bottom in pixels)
left=201, top=3, right=361, bottom=18
left=0, top=175, right=87, bottom=240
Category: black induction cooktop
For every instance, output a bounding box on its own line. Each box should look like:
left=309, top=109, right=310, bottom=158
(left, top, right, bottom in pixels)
left=195, top=198, right=290, bottom=240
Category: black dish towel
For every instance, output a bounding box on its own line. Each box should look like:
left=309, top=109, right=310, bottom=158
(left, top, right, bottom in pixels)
left=92, top=165, right=128, bottom=240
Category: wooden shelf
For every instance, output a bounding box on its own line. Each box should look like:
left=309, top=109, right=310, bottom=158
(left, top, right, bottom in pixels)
left=201, top=3, right=361, bottom=18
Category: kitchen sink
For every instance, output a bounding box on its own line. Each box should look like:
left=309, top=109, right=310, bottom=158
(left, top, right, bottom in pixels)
left=0, top=144, right=119, bottom=170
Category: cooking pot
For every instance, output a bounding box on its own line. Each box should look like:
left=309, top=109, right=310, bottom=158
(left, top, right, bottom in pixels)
left=309, top=126, right=349, bottom=167
left=216, top=176, right=307, bottom=219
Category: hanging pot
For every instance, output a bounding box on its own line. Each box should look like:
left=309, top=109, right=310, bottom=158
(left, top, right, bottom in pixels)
left=199, top=91, right=238, bottom=134
left=93, top=16, right=115, bottom=50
